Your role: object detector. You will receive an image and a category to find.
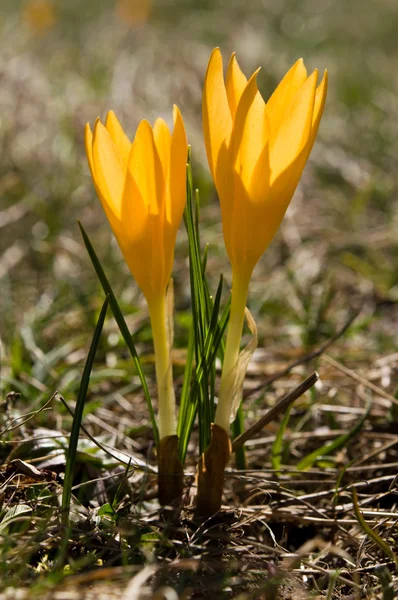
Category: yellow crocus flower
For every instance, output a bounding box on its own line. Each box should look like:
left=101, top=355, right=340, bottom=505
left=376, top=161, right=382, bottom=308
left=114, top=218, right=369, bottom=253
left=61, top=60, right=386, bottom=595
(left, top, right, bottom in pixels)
left=197, top=49, right=328, bottom=516
left=203, top=48, right=328, bottom=433
left=203, top=48, right=328, bottom=279
left=85, top=106, right=187, bottom=443
left=23, top=0, right=56, bottom=34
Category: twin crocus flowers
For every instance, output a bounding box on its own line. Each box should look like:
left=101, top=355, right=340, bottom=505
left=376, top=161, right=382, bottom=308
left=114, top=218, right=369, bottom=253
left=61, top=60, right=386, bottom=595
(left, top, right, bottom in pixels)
left=85, top=48, right=328, bottom=514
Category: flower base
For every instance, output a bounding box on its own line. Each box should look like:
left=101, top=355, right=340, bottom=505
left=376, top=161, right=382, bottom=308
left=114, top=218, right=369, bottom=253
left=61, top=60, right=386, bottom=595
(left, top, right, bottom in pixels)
left=157, top=435, right=184, bottom=506
left=195, top=424, right=231, bottom=517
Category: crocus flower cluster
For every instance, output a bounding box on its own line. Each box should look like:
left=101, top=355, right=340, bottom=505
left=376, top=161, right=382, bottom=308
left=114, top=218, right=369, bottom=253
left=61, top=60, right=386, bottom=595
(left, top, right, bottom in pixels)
left=85, top=49, right=327, bottom=514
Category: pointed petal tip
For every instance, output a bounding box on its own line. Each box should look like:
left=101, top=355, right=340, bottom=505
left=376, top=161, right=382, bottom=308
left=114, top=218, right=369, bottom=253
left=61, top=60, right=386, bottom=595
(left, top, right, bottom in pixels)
left=318, top=68, right=328, bottom=87
left=93, top=116, right=102, bottom=132
left=227, top=51, right=237, bottom=65
left=172, top=104, right=182, bottom=122
left=316, top=69, right=328, bottom=100
left=86, top=116, right=100, bottom=133
left=136, top=118, right=152, bottom=132
left=92, top=118, right=101, bottom=135
left=210, top=47, right=221, bottom=59
left=306, top=68, right=319, bottom=86
left=153, top=116, right=167, bottom=128
left=84, top=123, right=94, bottom=162
left=171, top=105, right=187, bottom=146
left=291, top=57, right=305, bottom=70
left=226, top=51, right=241, bottom=77
left=208, top=46, right=223, bottom=67
left=133, top=119, right=155, bottom=147
left=308, top=67, right=319, bottom=84
left=105, top=109, right=120, bottom=129
left=293, top=57, right=308, bottom=78
left=246, top=66, right=262, bottom=86
left=92, top=118, right=114, bottom=151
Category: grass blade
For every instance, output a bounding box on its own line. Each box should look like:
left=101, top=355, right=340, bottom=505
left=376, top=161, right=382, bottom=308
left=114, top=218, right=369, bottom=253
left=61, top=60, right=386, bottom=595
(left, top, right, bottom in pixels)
left=179, top=153, right=212, bottom=455
left=61, top=295, right=109, bottom=526
left=271, top=405, right=292, bottom=473
left=297, top=394, right=372, bottom=471
left=232, top=372, right=319, bottom=452
left=178, top=275, right=229, bottom=461
left=232, top=404, right=247, bottom=469
left=178, top=150, right=230, bottom=460
left=375, top=566, right=395, bottom=600
left=78, top=221, right=158, bottom=444
left=352, top=488, right=398, bottom=567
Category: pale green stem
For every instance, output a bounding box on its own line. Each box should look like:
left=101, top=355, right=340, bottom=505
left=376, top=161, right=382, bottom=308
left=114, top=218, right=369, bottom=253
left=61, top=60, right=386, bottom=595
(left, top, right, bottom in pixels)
left=214, top=269, right=251, bottom=433
left=148, top=293, right=176, bottom=440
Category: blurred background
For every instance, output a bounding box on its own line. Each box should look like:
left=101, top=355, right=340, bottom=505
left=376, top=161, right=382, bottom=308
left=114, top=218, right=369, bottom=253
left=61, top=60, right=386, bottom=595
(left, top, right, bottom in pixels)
left=1, top=0, right=398, bottom=401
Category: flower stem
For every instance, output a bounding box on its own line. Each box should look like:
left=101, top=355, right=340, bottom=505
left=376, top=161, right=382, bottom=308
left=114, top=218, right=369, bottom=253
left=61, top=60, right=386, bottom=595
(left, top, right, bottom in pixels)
left=148, top=292, right=176, bottom=440
left=214, top=269, right=251, bottom=433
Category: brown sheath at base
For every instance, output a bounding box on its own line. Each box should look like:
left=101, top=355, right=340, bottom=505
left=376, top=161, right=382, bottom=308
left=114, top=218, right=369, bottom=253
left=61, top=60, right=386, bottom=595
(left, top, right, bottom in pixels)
left=195, top=424, right=232, bottom=517
left=157, top=435, right=184, bottom=506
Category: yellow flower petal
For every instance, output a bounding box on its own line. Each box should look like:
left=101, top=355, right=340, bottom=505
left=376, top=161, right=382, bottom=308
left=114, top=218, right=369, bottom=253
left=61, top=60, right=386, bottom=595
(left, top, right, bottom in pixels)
left=229, top=176, right=270, bottom=272
left=128, top=119, right=163, bottom=216
left=202, top=47, right=233, bottom=181
left=153, top=117, right=171, bottom=183
left=158, top=106, right=188, bottom=291
left=248, top=134, right=270, bottom=204
left=105, top=110, right=132, bottom=167
left=127, top=120, right=166, bottom=294
left=84, top=122, right=95, bottom=179
left=269, top=69, right=318, bottom=183
left=168, top=105, right=187, bottom=227
left=214, top=140, right=234, bottom=257
left=225, top=53, right=247, bottom=119
left=85, top=120, right=109, bottom=216
left=309, top=69, right=328, bottom=149
left=229, top=69, right=268, bottom=192
left=120, top=163, right=148, bottom=244
left=92, top=120, right=126, bottom=220
left=263, top=71, right=328, bottom=226
left=261, top=72, right=327, bottom=245
left=267, top=71, right=327, bottom=209
left=119, top=167, right=155, bottom=298
left=266, top=58, right=308, bottom=138
left=216, top=70, right=269, bottom=264
left=86, top=120, right=112, bottom=222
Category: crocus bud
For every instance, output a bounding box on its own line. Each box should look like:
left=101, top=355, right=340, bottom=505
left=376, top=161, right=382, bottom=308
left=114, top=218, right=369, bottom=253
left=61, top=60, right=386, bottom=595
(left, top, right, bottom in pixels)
left=85, top=105, right=187, bottom=306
